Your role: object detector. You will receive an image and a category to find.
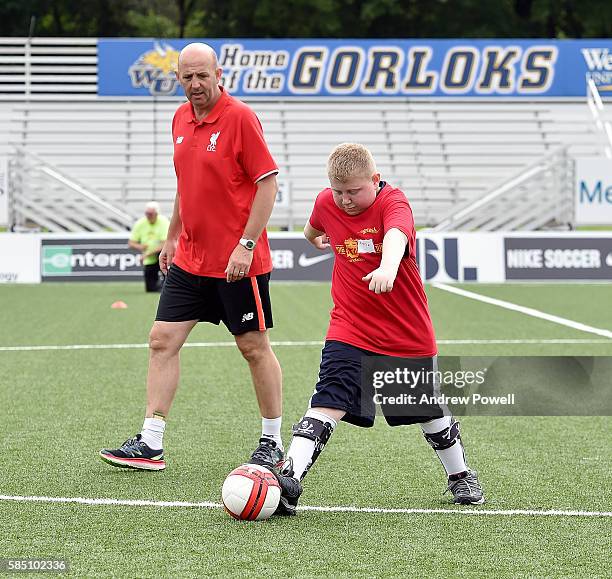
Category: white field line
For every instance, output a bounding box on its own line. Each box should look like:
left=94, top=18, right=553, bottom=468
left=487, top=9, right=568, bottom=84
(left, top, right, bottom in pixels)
left=0, top=494, right=610, bottom=518
left=0, top=338, right=611, bottom=352
left=432, top=283, right=612, bottom=340
left=0, top=341, right=319, bottom=352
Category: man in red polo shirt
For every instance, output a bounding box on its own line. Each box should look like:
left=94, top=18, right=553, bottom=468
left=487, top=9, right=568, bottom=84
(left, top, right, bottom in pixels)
left=100, top=43, right=284, bottom=472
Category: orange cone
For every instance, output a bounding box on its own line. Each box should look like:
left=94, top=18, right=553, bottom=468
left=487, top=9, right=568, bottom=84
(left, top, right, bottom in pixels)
left=111, top=300, right=128, bottom=309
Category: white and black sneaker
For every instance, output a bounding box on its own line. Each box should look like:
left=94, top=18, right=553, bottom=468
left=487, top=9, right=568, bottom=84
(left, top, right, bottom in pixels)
left=99, top=434, right=166, bottom=471
left=249, top=437, right=284, bottom=471
left=445, top=470, right=485, bottom=505
left=272, top=458, right=303, bottom=516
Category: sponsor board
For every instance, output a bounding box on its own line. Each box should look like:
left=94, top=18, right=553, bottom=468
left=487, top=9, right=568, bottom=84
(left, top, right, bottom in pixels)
left=269, top=235, right=333, bottom=281
left=34, top=232, right=505, bottom=283
left=505, top=235, right=612, bottom=280
left=0, top=234, right=40, bottom=283
left=38, top=234, right=334, bottom=282
left=98, top=39, right=612, bottom=98
left=1, top=232, right=607, bottom=284
left=41, top=238, right=142, bottom=281
left=272, top=232, right=507, bottom=283
left=575, top=158, right=612, bottom=226
left=415, top=233, right=505, bottom=283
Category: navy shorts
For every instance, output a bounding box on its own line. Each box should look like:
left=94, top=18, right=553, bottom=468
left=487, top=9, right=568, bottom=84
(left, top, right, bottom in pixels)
left=310, top=341, right=443, bottom=428
left=155, top=264, right=273, bottom=335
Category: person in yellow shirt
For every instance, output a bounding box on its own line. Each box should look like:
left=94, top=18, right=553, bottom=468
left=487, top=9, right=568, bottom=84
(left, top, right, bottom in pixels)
left=129, top=201, right=170, bottom=292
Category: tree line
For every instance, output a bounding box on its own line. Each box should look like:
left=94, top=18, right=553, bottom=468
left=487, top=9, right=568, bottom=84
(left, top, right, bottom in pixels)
left=1, top=0, right=610, bottom=38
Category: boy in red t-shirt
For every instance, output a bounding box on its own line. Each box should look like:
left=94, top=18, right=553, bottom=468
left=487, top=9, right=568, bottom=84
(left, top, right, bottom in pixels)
left=274, top=144, right=484, bottom=515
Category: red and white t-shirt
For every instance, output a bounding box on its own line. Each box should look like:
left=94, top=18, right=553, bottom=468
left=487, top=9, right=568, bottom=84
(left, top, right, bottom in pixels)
left=309, top=183, right=437, bottom=357
left=171, top=87, right=278, bottom=277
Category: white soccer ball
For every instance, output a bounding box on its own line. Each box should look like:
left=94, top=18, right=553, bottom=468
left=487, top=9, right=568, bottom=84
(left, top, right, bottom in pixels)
left=221, top=463, right=281, bottom=521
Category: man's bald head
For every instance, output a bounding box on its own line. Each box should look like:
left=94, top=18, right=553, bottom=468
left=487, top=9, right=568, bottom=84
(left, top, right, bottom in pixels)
left=176, top=42, right=223, bottom=118
left=178, top=43, right=219, bottom=70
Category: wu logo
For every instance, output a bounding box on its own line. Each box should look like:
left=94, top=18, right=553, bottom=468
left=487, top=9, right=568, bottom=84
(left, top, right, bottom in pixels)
left=207, top=131, right=221, bottom=151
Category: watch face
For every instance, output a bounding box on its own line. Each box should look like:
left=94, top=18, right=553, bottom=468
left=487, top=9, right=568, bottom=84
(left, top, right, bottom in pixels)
left=245, top=240, right=255, bottom=250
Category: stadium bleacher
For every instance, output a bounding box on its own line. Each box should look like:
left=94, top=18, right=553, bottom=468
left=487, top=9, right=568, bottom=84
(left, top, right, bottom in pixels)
left=0, top=38, right=610, bottom=231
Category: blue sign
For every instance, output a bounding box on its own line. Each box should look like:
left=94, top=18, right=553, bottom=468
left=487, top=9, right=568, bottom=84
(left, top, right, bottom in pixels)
left=98, top=39, right=612, bottom=98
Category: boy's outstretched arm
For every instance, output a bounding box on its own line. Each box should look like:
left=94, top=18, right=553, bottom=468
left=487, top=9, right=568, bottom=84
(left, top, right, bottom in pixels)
left=362, top=228, right=408, bottom=294
left=304, top=221, right=331, bottom=250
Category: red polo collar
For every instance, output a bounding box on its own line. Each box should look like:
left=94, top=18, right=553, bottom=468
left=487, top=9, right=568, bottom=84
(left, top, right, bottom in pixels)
left=188, top=86, right=229, bottom=125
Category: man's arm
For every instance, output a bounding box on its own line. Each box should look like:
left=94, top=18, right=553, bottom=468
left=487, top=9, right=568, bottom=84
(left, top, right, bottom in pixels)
left=143, top=243, right=164, bottom=258
left=243, top=174, right=277, bottom=241
left=225, top=174, right=278, bottom=282
left=159, top=193, right=182, bottom=275
left=128, top=239, right=145, bottom=252
left=362, top=228, right=408, bottom=294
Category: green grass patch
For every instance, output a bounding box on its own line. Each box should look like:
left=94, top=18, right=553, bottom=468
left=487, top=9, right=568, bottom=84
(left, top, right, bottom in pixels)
left=0, top=282, right=610, bottom=577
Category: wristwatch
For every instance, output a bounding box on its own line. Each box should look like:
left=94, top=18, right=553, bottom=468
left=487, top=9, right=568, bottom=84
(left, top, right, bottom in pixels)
left=239, top=237, right=256, bottom=250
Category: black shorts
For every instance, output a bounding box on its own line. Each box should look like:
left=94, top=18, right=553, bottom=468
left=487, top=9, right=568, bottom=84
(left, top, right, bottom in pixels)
left=310, top=341, right=443, bottom=428
left=155, top=264, right=273, bottom=335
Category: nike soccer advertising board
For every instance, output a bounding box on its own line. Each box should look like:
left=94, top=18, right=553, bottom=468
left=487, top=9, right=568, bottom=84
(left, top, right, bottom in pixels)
left=504, top=235, right=612, bottom=280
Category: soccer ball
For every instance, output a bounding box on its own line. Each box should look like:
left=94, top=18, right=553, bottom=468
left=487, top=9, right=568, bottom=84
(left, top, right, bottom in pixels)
left=221, top=463, right=281, bottom=521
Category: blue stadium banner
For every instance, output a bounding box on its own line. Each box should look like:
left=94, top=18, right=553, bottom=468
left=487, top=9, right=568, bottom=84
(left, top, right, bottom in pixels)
left=98, top=38, right=612, bottom=98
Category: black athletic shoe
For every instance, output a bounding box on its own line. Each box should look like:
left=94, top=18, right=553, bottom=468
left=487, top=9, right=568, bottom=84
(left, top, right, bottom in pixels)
left=445, top=470, right=485, bottom=505
left=99, top=434, right=166, bottom=471
left=272, top=458, right=303, bottom=516
left=249, top=437, right=284, bottom=470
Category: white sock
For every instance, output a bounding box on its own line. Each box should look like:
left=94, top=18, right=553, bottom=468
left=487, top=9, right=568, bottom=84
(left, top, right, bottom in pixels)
left=287, top=409, right=337, bottom=480
left=140, top=417, right=165, bottom=450
left=261, top=416, right=283, bottom=449
left=421, top=416, right=467, bottom=476
left=421, top=416, right=452, bottom=434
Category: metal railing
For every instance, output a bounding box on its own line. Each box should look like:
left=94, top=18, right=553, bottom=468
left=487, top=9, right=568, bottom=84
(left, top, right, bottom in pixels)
left=5, top=99, right=602, bottom=228
left=8, top=147, right=135, bottom=232
left=432, top=146, right=574, bottom=231
left=587, top=78, right=612, bottom=159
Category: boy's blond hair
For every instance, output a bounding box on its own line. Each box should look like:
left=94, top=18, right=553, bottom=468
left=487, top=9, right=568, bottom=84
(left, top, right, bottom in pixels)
left=327, top=143, right=377, bottom=183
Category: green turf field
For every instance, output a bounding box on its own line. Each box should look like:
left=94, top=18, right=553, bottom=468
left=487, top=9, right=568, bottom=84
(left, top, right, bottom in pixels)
left=0, top=282, right=611, bottom=578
